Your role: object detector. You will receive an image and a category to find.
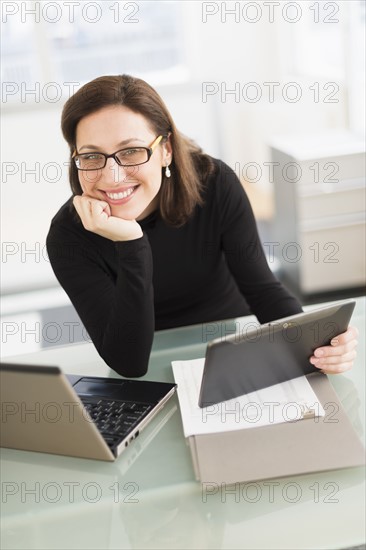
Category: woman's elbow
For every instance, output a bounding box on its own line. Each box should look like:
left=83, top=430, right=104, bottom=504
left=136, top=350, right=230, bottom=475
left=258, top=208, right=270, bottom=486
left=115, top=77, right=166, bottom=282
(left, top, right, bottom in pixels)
left=99, top=349, right=150, bottom=378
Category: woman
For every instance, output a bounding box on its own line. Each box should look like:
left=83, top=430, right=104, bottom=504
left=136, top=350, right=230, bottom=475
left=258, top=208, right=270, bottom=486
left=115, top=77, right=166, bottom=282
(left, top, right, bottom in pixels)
left=46, top=74, right=358, bottom=377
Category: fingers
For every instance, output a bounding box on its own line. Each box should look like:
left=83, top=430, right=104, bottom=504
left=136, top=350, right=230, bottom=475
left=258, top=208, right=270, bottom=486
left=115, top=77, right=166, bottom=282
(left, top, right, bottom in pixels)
left=73, top=195, right=93, bottom=227
left=314, top=335, right=358, bottom=359
left=314, top=349, right=357, bottom=364
left=313, top=326, right=358, bottom=356
left=328, top=325, right=359, bottom=347
left=310, top=326, right=359, bottom=374
left=73, top=195, right=110, bottom=231
left=73, top=195, right=142, bottom=241
left=317, top=362, right=355, bottom=375
left=310, top=354, right=356, bottom=373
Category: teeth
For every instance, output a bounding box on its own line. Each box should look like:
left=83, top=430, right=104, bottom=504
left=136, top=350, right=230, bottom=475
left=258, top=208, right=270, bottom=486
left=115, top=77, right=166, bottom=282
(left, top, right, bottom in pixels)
left=106, top=187, right=135, bottom=200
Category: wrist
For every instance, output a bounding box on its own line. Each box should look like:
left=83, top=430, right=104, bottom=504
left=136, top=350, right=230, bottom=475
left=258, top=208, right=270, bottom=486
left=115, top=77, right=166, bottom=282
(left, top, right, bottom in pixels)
left=112, top=228, right=143, bottom=242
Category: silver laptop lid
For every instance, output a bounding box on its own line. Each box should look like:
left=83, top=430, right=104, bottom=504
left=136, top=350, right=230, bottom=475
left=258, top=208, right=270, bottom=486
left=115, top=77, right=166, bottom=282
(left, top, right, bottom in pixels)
left=0, top=364, right=115, bottom=461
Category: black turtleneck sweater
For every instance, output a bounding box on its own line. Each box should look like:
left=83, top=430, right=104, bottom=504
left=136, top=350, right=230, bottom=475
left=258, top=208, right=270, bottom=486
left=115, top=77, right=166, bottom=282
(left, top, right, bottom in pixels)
left=46, top=158, right=302, bottom=377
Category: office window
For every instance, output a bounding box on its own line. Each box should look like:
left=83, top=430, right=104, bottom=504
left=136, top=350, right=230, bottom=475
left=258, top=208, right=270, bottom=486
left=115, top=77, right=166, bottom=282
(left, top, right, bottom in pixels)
left=1, top=1, right=188, bottom=104
left=284, top=0, right=365, bottom=136
left=1, top=15, right=41, bottom=85
left=288, top=0, right=346, bottom=80
left=346, top=0, right=365, bottom=136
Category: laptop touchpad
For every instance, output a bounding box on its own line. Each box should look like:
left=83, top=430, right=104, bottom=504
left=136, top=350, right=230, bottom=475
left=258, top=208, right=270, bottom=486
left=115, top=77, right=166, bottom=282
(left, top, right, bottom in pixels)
left=74, top=379, right=125, bottom=398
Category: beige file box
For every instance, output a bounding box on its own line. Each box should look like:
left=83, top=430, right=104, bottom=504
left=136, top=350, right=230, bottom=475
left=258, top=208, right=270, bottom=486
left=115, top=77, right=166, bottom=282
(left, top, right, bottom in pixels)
left=187, top=373, right=365, bottom=484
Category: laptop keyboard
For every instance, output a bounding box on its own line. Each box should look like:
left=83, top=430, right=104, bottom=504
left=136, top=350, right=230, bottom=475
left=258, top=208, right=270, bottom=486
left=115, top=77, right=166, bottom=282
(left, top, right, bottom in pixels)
left=80, top=397, right=153, bottom=450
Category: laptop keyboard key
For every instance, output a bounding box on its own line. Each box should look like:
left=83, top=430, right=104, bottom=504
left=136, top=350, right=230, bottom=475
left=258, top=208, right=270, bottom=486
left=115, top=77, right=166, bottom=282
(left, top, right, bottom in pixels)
left=80, top=397, right=154, bottom=447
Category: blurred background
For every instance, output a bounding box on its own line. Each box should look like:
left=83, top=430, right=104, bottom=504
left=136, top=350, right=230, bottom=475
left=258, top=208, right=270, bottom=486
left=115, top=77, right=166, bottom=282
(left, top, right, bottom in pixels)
left=1, top=0, right=365, bottom=355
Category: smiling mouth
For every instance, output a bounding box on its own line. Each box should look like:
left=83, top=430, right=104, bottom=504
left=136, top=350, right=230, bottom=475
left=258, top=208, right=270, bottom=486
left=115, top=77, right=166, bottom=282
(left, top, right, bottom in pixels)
left=103, top=185, right=139, bottom=201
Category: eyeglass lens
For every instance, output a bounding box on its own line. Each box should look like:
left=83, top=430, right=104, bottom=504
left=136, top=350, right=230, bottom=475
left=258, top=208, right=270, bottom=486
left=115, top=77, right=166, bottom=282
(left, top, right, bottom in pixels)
left=75, top=148, right=149, bottom=170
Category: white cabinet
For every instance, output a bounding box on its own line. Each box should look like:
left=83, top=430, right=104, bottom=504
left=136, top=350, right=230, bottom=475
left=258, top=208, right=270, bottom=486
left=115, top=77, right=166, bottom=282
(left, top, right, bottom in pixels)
left=270, top=132, right=365, bottom=294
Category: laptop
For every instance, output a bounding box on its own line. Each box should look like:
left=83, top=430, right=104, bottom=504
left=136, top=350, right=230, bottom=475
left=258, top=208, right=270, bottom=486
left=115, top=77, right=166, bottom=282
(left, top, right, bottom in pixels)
left=0, top=364, right=176, bottom=461
left=198, top=300, right=356, bottom=407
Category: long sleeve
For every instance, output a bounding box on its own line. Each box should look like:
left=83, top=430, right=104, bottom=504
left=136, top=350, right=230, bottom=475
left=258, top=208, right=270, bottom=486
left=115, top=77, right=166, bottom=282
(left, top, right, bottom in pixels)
left=46, top=209, right=154, bottom=377
left=214, top=161, right=303, bottom=323
left=46, top=159, right=303, bottom=371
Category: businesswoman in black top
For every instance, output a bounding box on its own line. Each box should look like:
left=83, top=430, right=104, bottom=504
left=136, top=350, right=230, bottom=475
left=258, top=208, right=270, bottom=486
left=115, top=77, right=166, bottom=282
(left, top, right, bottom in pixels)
left=46, top=74, right=358, bottom=378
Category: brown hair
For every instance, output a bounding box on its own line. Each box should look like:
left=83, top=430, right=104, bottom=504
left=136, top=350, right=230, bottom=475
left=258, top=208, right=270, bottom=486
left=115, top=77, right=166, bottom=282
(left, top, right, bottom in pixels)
left=61, top=74, right=215, bottom=226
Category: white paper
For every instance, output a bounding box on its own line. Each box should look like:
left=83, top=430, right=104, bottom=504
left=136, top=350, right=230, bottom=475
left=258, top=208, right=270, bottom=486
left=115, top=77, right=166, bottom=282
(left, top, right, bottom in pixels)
left=172, top=358, right=325, bottom=437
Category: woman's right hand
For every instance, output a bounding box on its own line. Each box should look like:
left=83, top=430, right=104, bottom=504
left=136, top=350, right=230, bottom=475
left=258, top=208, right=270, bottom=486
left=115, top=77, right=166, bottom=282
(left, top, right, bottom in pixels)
left=73, top=195, right=143, bottom=242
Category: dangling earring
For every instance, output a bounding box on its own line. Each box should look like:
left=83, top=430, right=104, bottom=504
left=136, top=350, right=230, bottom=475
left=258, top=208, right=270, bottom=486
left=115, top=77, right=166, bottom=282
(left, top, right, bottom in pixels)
left=165, top=164, right=171, bottom=178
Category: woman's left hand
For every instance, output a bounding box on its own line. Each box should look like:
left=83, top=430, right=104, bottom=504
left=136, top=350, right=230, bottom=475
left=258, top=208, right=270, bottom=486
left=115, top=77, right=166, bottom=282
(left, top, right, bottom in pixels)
left=309, top=326, right=359, bottom=374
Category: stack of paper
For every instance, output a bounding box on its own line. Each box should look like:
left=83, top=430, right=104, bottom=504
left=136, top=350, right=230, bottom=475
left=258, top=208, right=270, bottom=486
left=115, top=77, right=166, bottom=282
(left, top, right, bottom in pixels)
left=172, top=358, right=325, bottom=437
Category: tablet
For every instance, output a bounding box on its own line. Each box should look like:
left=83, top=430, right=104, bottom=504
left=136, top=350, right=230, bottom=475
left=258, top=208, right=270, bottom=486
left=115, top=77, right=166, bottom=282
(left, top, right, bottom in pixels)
left=198, top=300, right=356, bottom=407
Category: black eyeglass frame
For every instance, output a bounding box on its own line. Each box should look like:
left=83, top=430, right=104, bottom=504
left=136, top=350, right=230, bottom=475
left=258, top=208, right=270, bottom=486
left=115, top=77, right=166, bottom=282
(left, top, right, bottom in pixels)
left=72, top=135, right=167, bottom=171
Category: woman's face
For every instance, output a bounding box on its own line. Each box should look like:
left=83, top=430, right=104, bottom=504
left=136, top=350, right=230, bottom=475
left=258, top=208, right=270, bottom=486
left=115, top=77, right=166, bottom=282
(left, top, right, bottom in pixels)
left=75, top=105, right=172, bottom=220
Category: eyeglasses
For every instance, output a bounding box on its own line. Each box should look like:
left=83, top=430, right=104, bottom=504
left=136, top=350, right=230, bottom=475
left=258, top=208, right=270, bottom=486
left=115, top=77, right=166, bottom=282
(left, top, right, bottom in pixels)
left=72, top=135, right=165, bottom=171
